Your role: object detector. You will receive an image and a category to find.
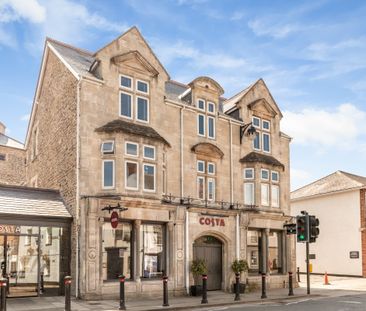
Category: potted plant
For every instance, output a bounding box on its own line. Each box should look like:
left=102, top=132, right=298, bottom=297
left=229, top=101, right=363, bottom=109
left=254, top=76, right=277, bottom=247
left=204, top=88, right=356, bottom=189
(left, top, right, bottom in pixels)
left=190, top=259, right=207, bottom=296
left=231, top=259, right=249, bottom=295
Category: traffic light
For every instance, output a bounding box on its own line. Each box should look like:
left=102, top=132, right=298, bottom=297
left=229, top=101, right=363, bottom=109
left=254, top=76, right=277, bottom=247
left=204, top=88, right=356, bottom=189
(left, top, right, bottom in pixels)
left=309, top=216, right=320, bottom=243
left=296, top=215, right=309, bottom=243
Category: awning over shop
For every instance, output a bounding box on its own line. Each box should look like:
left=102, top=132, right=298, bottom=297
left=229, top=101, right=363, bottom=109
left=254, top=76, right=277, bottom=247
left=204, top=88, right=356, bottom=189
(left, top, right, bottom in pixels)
left=0, top=184, right=72, bottom=219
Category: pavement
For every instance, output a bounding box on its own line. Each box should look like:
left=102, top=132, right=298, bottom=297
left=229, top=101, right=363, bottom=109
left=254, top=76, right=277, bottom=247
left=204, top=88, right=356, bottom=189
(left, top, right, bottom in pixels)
left=7, top=275, right=366, bottom=311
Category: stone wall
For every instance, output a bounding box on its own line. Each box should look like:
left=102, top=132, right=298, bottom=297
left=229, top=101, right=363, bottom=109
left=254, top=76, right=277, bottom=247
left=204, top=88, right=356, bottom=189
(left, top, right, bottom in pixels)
left=0, top=145, right=25, bottom=185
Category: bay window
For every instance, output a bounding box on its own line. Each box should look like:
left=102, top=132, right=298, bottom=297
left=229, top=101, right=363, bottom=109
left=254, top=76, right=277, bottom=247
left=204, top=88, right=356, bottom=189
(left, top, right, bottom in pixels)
left=271, top=185, right=280, bottom=207
left=244, top=183, right=255, bottom=205
left=125, top=161, right=138, bottom=190
left=143, top=164, right=155, bottom=192
left=261, top=183, right=269, bottom=206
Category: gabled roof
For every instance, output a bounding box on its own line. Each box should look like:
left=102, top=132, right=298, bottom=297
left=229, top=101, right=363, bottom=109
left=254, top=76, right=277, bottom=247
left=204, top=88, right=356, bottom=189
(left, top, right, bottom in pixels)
left=0, top=184, right=71, bottom=219
left=0, top=133, right=24, bottom=149
left=291, top=171, right=366, bottom=201
left=95, top=119, right=170, bottom=146
left=240, top=152, right=285, bottom=169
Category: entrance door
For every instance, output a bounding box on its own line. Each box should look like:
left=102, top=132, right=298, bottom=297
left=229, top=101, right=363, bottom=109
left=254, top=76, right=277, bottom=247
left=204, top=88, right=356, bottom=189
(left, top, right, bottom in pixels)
left=1, top=235, right=38, bottom=297
left=193, top=236, right=222, bottom=290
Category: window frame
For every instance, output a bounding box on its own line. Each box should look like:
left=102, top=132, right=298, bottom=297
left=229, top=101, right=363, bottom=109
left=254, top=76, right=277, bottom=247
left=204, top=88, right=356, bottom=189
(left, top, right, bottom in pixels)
left=244, top=182, right=255, bottom=206
left=125, top=141, right=139, bottom=157
left=101, top=140, right=115, bottom=155
left=207, top=116, right=215, bottom=139
left=207, top=102, right=215, bottom=114
left=136, top=96, right=149, bottom=123
left=252, top=116, right=261, bottom=128
left=261, top=169, right=270, bottom=181
left=125, top=160, right=139, bottom=191
left=207, top=178, right=215, bottom=201
left=197, top=160, right=205, bottom=173
left=102, top=159, right=115, bottom=190
left=262, top=132, right=271, bottom=153
left=262, top=119, right=271, bottom=131
left=271, top=171, right=279, bottom=183
left=143, top=163, right=156, bottom=192
left=119, top=91, right=133, bottom=119
left=244, top=168, right=254, bottom=180
left=136, top=79, right=149, bottom=95
left=197, top=176, right=206, bottom=200
left=197, top=114, right=206, bottom=137
left=207, top=162, right=215, bottom=175
left=120, top=74, right=133, bottom=91
left=253, top=131, right=261, bottom=151
left=197, top=99, right=205, bottom=111
left=261, top=183, right=270, bottom=206
left=143, top=145, right=156, bottom=160
left=271, top=185, right=280, bottom=207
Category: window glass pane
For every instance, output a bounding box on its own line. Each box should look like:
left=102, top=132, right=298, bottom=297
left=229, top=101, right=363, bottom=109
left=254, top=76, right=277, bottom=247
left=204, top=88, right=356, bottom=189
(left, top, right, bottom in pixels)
left=208, top=179, right=215, bottom=201
left=244, top=183, right=254, bottom=205
left=252, top=117, right=260, bottom=128
left=103, top=161, right=114, bottom=188
left=102, top=142, right=114, bottom=154
left=268, top=231, right=283, bottom=274
left=261, top=169, right=269, bottom=180
left=262, top=120, right=270, bottom=130
left=102, top=223, right=132, bottom=280
left=197, top=177, right=205, bottom=199
left=144, top=146, right=155, bottom=159
left=197, top=161, right=205, bottom=173
left=247, top=230, right=260, bottom=274
left=208, top=163, right=215, bottom=174
left=144, top=165, right=155, bottom=191
left=272, top=171, right=279, bottom=182
left=198, top=115, right=205, bottom=135
left=137, top=80, right=148, bottom=93
left=208, top=117, right=215, bottom=138
left=253, top=132, right=260, bottom=150
left=121, top=93, right=132, bottom=117
left=137, top=97, right=148, bottom=121
left=263, top=133, right=270, bottom=152
left=126, top=143, right=138, bottom=156
left=121, top=76, right=132, bottom=88
left=141, top=224, right=165, bottom=279
left=271, top=185, right=280, bottom=207
left=198, top=99, right=205, bottom=110
left=126, top=162, right=138, bottom=189
left=261, top=184, right=269, bottom=206
left=244, top=168, right=254, bottom=179
left=208, top=102, right=215, bottom=113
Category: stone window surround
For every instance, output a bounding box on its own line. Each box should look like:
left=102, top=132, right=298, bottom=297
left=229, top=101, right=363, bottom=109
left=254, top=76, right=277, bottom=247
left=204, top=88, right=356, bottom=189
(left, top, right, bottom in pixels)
left=196, top=98, right=216, bottom=140
left=252, top=116, right=271, bottom=154
left=196, top=159, right=216, bottom=201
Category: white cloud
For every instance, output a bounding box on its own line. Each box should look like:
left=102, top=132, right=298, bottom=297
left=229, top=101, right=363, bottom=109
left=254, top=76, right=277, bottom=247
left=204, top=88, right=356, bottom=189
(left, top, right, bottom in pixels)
left=20, top=114, right=30, bottom=122
left=248, top=19, right=300, bottom=39
left=230, top=11, right=246, bottom=21
left=0, top=0, right=46, bottom=23
left=0, top=26, right=17, bottom=47
left=282, top=103, right=366, bottom=149
left=291, top=168, right=312, bottom=190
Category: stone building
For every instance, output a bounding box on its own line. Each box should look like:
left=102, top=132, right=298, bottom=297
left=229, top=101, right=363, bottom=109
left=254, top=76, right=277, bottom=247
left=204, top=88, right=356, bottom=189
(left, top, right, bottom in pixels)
left=0, top=121, right=25, bottom=185
left=22, top=26, right=293, bottom=299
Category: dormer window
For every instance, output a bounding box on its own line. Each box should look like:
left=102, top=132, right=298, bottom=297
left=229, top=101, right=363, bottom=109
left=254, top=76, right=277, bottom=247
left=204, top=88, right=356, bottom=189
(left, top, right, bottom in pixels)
left=196, top=99, right=216, bottom=140
left=101, top=141, right=115, bottom=154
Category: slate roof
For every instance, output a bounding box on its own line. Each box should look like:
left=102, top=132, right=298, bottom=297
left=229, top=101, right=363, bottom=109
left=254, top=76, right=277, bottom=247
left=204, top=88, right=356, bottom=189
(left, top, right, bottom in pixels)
left=0, top=133, right=24, bottom=149
left=291, top=171, right=366, bottom=201
left=0, top=185, right=72, bottom=218
left=240, top=152, right=285, bottom=169
left=47, top=38, right=97, bottom=80
left=95, top=119, right=170, bottom=146
left=165, top=80, right=190, bottom=103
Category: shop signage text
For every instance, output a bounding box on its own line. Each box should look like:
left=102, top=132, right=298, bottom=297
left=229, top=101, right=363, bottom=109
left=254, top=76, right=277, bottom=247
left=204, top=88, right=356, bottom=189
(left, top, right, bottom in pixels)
left=199, top=217, right=225, bottom=227
left=0, top=225, right=21, bottom=234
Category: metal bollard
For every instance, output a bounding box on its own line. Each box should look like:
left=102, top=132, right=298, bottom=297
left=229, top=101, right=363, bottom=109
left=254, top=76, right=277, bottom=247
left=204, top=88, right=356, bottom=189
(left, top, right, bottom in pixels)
left=297, top=267, right=300, bottom=282
left=261, top=273, right=267, bottom=299
left=234, top=273, right=240, bottom=301
left=64, top=276, right=72, bottom=311
left=162, top=276, right=169, bottom=307
left=40, top=273, right=45, bottom=294
left=288, top=272, right=294, bottom=296
left=201, top=274, right=208, bottom=304
left=0, top=278, right=7, bottom=311
left=118, top=275, right=126, bottom=310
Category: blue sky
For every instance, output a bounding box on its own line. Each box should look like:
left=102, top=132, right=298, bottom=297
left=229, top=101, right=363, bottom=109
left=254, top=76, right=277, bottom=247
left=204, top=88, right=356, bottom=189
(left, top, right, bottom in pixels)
left=1, top=0, right=365, bottom=190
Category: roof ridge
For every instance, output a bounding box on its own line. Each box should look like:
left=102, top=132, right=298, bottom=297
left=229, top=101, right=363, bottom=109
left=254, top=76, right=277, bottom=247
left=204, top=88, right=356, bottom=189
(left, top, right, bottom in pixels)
left=339, top=170, right=366, bottom=186
left=223, top=79, right=260, bottom=104
left=291, top=171, right=338, bottom=194
left=46, top=37, right=94, bottom=56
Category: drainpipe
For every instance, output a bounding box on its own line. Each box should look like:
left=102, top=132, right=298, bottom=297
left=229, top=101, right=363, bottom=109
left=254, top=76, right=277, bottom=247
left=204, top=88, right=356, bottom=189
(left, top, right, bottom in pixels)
left=180, top=106, right=185, bottom=197
left=75, top=79, right=81, bottom=298
left=236, top=214, right=240, bottom=260
left=229, top=121, right=233, bottom=203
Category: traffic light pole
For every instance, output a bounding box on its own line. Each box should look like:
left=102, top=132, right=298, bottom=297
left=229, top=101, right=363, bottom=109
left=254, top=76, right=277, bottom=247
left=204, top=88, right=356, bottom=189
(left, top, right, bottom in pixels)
left=306, top=241, right=310, bottom=295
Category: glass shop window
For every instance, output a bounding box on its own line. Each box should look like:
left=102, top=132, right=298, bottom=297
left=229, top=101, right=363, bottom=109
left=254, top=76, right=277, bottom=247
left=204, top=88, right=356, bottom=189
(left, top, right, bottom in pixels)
left=102, top=223, right=132, bottom=281
left=140, top=224, right=166, bottom=279
left=268, top=231, right=283, bottom=274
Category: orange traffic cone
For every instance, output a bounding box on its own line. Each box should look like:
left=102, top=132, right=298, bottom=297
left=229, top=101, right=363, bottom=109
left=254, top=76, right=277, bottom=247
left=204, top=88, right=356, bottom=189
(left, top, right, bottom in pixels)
left=324, top=272, right=330, bottom=285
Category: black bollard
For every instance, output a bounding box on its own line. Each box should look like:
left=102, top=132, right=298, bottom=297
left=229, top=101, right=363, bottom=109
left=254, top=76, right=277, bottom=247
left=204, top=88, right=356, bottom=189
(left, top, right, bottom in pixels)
left=288, top=272, right=294, bottom=296
left=40, top=273, right=44, bottom=294
left=201, top=274, right=208, bottom=304
left=64, top=276, right=72, bottom=311
left=297, top=267, right=300, bottom=282
left=5, top=276, right=8, bottom=296
left=118, top=275, right=126, bottom=310
left=0, top=278, right=7, bottom=311
left=162, top=276, right=169, bottom=307
left=261, top=273, right=267, bottom=299
left=234, top=273, right=240, bottom=301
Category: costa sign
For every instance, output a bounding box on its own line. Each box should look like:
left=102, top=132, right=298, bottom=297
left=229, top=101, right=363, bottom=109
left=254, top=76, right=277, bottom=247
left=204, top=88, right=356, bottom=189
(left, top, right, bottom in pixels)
left=110, top=211, right=119, bottom=229
left=199, top=217, right=225, bottom=227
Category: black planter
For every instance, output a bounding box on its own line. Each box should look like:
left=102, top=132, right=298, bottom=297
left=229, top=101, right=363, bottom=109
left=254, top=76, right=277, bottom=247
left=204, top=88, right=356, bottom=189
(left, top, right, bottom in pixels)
left=231, top=283, right=246, bottom=294
left=190, top=285, right=203, bottom=296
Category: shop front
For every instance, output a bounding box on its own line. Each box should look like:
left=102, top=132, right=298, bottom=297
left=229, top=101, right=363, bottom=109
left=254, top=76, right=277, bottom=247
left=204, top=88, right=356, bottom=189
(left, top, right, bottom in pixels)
left=0, top=185, right=72, bottom=298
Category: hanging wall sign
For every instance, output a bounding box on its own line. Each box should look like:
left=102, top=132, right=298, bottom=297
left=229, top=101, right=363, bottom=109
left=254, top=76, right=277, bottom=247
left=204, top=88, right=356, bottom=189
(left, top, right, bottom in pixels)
left=110, top=211, right=119, bottom=229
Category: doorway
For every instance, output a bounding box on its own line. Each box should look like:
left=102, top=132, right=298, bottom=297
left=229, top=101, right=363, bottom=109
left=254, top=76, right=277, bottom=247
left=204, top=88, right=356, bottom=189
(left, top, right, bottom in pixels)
left=193, top=235, right=222, bottom=290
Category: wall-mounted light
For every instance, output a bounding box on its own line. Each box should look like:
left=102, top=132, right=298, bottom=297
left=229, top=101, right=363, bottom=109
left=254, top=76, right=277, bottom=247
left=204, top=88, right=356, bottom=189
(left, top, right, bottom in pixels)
left=240, top=122, right=257, bottom=144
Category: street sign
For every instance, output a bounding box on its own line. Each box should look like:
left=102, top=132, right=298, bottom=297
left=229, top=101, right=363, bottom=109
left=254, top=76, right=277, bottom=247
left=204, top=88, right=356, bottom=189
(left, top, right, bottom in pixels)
left=110, top=211, right=119, bottom=229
